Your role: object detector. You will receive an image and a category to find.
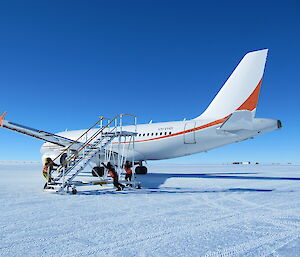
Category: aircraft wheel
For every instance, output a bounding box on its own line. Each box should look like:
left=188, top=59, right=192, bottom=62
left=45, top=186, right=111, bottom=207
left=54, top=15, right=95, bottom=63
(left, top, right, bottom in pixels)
left=72, top=188, right=77, bottom=195
left=92, top=166, right=105, bottom=177
left=135, top=166, right=147, bottom=174
left=60, top=153, right=67, bottom=166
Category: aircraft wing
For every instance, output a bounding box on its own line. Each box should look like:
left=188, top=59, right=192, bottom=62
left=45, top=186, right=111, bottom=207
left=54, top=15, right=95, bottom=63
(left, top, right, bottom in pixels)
left=0, top=112, right=81, bottom=149
left=219, top=110, right=254, bottom=131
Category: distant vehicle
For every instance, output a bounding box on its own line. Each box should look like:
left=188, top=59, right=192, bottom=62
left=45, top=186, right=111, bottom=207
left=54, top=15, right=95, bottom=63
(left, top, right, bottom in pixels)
left=232, top=162, right=251, bottom=165
left=1, top=49, right=281, bottom=174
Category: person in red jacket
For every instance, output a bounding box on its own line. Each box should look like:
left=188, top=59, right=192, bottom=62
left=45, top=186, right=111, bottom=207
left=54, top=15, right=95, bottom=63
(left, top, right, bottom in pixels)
left=102, top=162, right=125, bottom=191
left=124, top=161, right=133, bottom=186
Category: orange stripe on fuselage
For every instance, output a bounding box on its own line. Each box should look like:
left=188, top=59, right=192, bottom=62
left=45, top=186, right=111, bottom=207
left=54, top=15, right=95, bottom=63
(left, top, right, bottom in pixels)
left=42, top=117, right=228, bottom=148
left=123, top=116, right=229, bottom=144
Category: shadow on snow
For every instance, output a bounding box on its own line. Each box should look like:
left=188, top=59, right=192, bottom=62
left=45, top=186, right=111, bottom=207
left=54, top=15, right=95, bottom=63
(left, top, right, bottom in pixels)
left=74, top=172, right=300, bottom=195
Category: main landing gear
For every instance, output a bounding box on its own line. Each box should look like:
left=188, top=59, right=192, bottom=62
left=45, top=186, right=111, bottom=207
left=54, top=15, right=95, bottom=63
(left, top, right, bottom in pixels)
left=135, top=161, right=148, bottom=175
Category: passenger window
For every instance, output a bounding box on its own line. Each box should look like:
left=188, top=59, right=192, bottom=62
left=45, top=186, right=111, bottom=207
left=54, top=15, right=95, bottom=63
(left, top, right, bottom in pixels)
left=138, top=134, right=141, bottom=137
left=147, top=133, right=149, bottom=136
left=151, top=133, right=153, bottom=136
left=155, top=133, right=158, bottom=136
left=169, top=132, right=172, bottom=135
left=143, top=134, right=145, bottom=136
left=160, top=132, right=162, bottom=135
left=164, top=132, right=167, bottom=135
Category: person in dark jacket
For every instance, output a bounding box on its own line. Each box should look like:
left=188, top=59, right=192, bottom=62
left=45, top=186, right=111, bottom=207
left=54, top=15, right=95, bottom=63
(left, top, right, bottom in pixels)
left=42, top=157, right=59, bottom=189
left=101, top=162, right=125, bottom=191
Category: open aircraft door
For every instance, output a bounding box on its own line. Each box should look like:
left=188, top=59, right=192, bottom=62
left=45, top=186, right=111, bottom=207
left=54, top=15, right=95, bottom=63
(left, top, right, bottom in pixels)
left=184, top=122, right=196, bottom=144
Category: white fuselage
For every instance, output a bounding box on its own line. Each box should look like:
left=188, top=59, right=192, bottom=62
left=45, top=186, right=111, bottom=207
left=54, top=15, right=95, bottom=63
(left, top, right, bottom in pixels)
left=0, top=49, right=281, bottom=166
left=40, top=117, right=279, bottom=164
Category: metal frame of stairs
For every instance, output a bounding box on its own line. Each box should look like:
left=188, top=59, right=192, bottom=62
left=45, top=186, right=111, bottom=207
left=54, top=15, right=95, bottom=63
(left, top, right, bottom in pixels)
left=45, top=114, right=138, bottom=194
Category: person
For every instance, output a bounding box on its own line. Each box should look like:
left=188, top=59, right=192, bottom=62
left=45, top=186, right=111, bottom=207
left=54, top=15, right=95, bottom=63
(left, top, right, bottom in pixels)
left=101, top=162, right=125, bottom=191
left=42, top=157, right=59, bottom=189
left=124, top=161, right=133, bottom=186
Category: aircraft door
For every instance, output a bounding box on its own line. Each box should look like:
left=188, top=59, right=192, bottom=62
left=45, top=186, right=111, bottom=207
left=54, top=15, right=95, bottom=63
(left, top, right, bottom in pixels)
left=184, top=122, right=196, bottom=144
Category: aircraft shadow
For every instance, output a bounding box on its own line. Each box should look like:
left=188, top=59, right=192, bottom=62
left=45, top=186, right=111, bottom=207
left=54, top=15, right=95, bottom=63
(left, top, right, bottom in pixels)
left=136, top=173, right=300, bottom=189
left=76, top=172, right=300, bottom=195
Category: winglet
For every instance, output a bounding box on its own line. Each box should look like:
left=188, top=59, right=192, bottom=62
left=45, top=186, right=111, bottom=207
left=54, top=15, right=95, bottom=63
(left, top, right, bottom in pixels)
left=0, top=112, right=7, bottom=127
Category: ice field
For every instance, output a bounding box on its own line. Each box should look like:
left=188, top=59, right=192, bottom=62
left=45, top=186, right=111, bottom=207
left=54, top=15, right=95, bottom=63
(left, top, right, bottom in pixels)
left=1, top=162, right=300, bottom=257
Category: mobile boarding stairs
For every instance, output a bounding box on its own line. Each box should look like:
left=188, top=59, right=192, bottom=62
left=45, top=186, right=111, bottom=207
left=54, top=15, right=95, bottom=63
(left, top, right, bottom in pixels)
left=44, top=114, right=139, bottom=194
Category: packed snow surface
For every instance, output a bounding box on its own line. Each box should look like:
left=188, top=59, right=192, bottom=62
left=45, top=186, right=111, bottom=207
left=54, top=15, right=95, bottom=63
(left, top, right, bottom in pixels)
left=1, top=163, right=300, bottom=257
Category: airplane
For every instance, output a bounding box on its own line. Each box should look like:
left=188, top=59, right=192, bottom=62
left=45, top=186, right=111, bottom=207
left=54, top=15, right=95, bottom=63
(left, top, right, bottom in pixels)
left=0, top=49, right=282, bottom=175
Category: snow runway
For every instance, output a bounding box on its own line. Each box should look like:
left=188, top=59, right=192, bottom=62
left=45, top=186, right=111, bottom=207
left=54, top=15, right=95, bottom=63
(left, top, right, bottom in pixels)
left=1, top=163, right=300, bottom=257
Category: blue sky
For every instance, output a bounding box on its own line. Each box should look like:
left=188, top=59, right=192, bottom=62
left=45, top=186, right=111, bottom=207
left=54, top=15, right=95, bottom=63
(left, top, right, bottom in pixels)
left=0, top=0, right=299, bottom=163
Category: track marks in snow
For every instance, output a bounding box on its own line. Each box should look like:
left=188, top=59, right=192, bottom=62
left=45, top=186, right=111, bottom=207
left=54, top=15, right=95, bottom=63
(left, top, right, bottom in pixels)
left=204, top=230, right=300, bottom=257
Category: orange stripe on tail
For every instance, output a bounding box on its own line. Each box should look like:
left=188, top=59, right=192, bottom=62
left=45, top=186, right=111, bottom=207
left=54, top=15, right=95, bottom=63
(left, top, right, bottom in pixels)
left=237, top=79, right=262, bottom=111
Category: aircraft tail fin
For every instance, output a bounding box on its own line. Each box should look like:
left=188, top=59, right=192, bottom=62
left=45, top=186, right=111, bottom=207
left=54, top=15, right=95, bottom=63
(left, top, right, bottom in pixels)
left=195, top=49, right=268, bottom=120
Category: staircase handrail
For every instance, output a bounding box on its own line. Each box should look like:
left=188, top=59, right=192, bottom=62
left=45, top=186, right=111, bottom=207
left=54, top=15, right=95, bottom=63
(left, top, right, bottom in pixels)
left=53, top=116, right=107, bottom=163
left=62, top=114, right=127, bottom=166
